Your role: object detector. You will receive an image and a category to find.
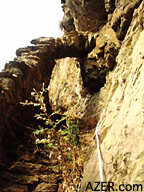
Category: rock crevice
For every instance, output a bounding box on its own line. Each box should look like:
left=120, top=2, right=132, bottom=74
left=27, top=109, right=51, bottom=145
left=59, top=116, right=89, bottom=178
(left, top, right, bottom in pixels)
left=0, top=0, right=144, bottom=191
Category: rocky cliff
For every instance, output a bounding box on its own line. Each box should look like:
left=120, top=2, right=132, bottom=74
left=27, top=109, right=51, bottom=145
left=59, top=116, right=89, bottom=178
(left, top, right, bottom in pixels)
left=0, top=0, right=144, bottom=191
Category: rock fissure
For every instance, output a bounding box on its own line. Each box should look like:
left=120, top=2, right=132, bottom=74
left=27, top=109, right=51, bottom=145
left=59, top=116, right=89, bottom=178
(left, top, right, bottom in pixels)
left=0, top=0, right=144, bottom=191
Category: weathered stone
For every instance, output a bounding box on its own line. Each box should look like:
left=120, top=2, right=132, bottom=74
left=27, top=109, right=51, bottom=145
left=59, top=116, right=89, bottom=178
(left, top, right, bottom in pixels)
left=35, top=182, right=57, bottom=192
left=80, top=1, right=144, bottom=190
left=111, top=0, right=142, bottom=40
left=0, top=0, right=144, bottom=191
left=105, top=0, right=115, bottom=13
left=61, top=0, right=107, bottom=33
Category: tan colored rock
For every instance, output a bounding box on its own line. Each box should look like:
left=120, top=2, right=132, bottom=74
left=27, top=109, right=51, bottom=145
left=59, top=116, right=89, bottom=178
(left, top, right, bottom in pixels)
left=80, top=1, right=144, bottom=190
left=49, top=57, right=90, bottom=117
left=0, top=0, right=143, bottom=191
left=61, top=0, right=107, bottom=33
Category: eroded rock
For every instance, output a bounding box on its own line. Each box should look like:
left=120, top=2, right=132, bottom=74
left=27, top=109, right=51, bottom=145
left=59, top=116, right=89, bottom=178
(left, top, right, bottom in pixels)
left=0, top=0, right=144, bottom=191
left=80, top=1, right=144, bottom=190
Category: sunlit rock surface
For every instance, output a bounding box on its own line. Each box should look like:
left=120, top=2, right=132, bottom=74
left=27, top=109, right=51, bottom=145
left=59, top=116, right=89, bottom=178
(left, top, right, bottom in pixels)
left=0, top=0, right=144, bottom=191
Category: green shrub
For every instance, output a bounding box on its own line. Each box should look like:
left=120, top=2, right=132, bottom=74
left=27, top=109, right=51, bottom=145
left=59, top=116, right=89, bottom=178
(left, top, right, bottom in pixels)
left=21, top=83, right=83, bottom=191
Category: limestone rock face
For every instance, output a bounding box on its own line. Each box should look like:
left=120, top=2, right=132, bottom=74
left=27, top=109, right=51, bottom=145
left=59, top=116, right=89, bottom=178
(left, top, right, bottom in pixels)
left=0, top=31, right=96, bottom=191
left=0, top=32, right=92, bottom=161
left=50, top=0, right=144, bottom=189
left=49, top=55, right=111, bottom=127
left=80, top=1, right=144, bottom=190
left=0, top=0, right=144, bottom=191
left=61, top=0, right=107, bottom=33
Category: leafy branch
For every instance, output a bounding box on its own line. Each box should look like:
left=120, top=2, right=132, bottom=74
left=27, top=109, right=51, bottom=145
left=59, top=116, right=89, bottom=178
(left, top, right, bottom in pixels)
left=20, top=83, right=84, bottom=191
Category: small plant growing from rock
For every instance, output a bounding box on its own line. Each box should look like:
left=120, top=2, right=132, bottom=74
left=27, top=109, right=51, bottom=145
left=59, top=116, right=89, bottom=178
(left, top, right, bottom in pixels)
left=20, top=83, right=84, bottom=191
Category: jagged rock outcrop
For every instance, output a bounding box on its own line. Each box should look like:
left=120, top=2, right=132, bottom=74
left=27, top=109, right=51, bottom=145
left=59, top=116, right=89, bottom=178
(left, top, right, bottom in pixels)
left=0, top=31, right=95, bottom=191
left=61, top=0, right=107, bottom=32
left=0, top=0, right=144, bottom=191
left=51, top=0, right=144, bottom=190
left=79, top=1, right=144, bottom=191
left=0, top=32, right=93, bottom=161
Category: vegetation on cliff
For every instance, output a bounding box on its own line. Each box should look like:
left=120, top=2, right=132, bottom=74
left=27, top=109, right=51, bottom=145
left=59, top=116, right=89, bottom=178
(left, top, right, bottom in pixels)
left=0, top=0, right=144, bottom=191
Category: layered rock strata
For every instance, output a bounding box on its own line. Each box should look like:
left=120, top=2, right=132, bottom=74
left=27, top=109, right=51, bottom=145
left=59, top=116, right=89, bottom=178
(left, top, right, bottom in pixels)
left=0, top=0, right=144, bottom=191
